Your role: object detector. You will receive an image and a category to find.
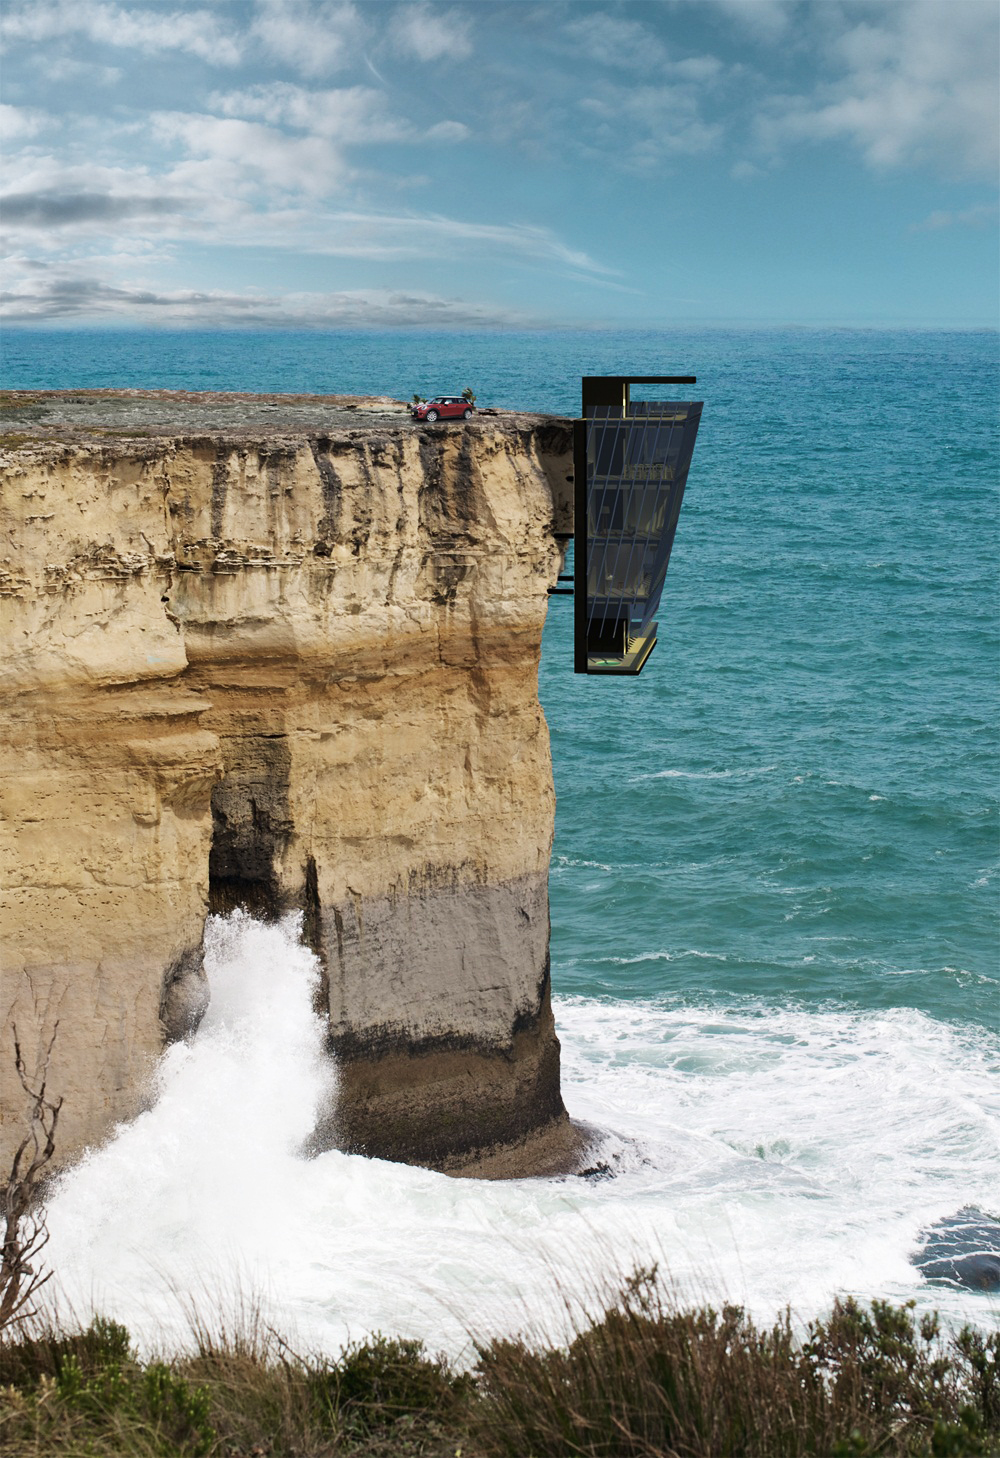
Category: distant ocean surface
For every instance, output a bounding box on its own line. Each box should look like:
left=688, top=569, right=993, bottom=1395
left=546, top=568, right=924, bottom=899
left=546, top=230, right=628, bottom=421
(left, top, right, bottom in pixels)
left=4, top=328, right=998, bottom=1352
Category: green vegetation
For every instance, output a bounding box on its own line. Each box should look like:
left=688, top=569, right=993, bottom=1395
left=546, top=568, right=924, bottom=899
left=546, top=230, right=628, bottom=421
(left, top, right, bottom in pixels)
left=0, top=1315, right=465, bottom=1457
left=0, top=1316, right=214, bottom=1457
left=471, top=1270, right=999, bottom=1458
left=1, top=1273, right=996, bottom=1457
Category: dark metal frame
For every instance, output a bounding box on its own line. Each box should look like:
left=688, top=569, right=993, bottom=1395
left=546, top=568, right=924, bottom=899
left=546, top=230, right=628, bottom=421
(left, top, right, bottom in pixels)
left=574, top=376, right=697, bottom=675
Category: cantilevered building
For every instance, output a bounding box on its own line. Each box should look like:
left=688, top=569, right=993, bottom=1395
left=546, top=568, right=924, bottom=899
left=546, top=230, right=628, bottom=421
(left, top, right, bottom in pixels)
left=574, top=376, right=703, bottom=675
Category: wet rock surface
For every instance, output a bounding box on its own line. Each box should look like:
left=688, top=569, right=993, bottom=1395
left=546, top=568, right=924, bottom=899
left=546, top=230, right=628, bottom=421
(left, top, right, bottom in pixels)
left=913, top=1207, right=1000, bottom=1291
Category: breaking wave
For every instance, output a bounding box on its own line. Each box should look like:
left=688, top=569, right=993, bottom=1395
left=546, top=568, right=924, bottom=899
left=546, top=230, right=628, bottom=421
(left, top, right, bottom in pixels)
left=41, top=915, right=999, bottom=1362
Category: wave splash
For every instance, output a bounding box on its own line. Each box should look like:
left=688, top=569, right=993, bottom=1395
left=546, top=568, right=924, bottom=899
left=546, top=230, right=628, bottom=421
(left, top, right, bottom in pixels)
left=40, top=915, right=999, bottom=1359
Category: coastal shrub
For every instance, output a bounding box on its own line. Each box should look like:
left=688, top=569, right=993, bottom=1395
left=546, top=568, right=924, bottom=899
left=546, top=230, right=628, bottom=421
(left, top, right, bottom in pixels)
left=173, top=1347, right=319, bottom=1456
left=307, top=1333, right=471, bottom=1435
left=1, top=1287, right=996, bottom=1457
left=955, top=1327, right=1000, bottom=1432
left=0, top=1315, right=214, bottom=1456
left=803, top=1298, right=962, bottom=1434
left=0, top=1312, right=131, bottom=1389
left=171, top=1330, right=470, bottom=1455
left=472, top=1271, right=1000, bottom=1458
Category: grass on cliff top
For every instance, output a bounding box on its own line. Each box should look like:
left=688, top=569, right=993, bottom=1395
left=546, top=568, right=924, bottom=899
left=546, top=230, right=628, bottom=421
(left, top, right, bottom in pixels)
left=0, top=1270, right=997, bottom=1457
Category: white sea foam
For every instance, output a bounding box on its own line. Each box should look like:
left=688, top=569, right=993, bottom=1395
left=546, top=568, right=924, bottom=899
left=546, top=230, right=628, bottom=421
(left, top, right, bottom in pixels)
left=552, top=855, right=615, bottom=871
left=629, top=765, right=778, bottom=784
left=607, top=950, right=730, bottom=966
left=42, top=915, right=999, bottom=1361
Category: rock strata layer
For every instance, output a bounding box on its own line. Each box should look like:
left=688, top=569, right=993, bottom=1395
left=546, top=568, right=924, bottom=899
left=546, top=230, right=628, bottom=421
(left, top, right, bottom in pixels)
left=0, top=391, right=578, bottom=1179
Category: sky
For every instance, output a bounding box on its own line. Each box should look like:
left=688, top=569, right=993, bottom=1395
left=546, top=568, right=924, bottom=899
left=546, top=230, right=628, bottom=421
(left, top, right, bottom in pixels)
left=0, top=0, right=997, bottom=329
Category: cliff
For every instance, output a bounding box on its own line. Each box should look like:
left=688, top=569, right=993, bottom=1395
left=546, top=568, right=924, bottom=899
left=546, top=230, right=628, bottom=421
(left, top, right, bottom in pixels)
left=0, top=390, right=578, bottom=1179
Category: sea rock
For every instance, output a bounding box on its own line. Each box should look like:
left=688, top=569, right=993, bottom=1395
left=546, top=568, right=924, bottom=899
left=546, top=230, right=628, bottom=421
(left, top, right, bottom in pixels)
left=0, top=391, right=578, bottom=1178
left=912, top=1207, right=1000, bottom=1292
left=159, top=946, right=211, bottom=1043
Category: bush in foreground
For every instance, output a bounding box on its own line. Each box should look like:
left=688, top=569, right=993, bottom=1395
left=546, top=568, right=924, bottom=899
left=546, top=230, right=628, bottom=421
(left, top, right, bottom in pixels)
left=472, top=1269, right=999, bottom=1457
left=0, top=1315, right=467, bottom=1457
left=0, top=1276, right=996, bottom=1457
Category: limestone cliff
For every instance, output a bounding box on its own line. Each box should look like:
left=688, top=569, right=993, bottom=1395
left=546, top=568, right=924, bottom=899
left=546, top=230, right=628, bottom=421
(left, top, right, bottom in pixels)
left=0, top=391, right=576, bottom=1179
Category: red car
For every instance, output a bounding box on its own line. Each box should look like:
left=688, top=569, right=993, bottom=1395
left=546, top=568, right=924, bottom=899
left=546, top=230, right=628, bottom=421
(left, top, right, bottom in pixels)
left=410, top=396, right=475, bottom=422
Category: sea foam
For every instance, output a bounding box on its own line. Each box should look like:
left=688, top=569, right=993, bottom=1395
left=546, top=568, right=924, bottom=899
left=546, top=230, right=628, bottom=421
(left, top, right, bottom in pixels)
left=41, top=914, right=999, bottom=1361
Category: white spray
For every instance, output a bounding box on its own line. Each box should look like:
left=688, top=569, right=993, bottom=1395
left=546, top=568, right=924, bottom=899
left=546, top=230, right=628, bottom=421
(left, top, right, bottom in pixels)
left=42, top=914, right=999, bottom=1359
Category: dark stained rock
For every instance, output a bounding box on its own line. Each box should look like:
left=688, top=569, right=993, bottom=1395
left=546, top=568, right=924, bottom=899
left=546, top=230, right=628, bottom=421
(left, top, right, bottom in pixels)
left=912, top=1207, right=1000, bottom=1292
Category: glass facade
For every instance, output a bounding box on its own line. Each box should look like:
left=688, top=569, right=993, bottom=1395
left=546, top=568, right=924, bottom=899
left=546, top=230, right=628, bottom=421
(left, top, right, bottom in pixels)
left=574, top=378, right=702, bottom=675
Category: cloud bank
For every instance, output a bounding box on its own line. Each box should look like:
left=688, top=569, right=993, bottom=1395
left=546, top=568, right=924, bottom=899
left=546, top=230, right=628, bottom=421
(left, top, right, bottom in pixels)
left=1, top=0, right=995, bottom=327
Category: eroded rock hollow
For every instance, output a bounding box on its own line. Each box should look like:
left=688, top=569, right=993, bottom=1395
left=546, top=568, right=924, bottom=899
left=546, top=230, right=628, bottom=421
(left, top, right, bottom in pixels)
left=0, top=392, right=578, bottom=1178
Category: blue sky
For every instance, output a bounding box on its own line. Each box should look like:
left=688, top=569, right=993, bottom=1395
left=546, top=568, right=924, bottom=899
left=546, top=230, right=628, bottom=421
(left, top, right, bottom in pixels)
left=1, top=0, right=997, bottom=328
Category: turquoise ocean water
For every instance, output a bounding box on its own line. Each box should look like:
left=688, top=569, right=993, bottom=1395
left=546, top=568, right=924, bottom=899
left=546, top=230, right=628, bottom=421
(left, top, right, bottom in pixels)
left=4, top=327, right=998, bottom=1346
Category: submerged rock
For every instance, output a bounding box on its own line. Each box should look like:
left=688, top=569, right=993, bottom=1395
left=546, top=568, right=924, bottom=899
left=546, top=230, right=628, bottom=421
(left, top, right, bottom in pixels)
left=912, top=1207, right=1000, bottom=1291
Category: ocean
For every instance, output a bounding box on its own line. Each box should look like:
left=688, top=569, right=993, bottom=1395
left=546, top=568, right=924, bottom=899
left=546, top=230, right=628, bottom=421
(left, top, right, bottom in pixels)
left=3, top=326, right=997, bottom=1354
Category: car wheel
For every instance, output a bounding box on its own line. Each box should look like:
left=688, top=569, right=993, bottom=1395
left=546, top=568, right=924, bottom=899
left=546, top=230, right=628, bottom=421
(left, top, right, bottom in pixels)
left=425, top=409, right=439, bottom=422
left=463, top=408, right=472, bottom=419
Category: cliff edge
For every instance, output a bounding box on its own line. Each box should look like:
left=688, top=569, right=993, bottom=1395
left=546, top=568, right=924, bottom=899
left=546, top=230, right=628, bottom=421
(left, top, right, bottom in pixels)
left=0, top=390, right=579, bottom=1179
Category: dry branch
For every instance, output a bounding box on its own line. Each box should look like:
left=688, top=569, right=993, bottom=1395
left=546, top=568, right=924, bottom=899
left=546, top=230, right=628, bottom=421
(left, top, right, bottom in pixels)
left=1, top=1022, right=62, bottom=1332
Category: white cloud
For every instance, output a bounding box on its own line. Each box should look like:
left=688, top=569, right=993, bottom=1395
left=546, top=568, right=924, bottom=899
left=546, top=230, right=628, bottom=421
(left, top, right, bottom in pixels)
left=730, top=158, right=765, bottom=181
left=563, top=12, right=671, bottom=71
left=709, top=0, right=795, bottom=41
left=0, top=0, right=243, bottom=65
left=0, top=135, right=613, bottom=279
left=910, top=202, right=999, bottom=232
left=579, top=84, right=723, bottom=167
left=211, top=82, right=470, bottom=146
left=29, top=55, right=122, bottom=85
left=670, top=55, right=725, bottom=83
left=213, top=82, right=407, bottom=140
left=562, top=11, right=724, bottom=82
left=0, top=156, right=195, bottom=248
left=294, top=213, right=614, bottom=272
left=251, top=0, right=364, bottom=77
left=0, top=264, right=533, bottom=327
left=758, top=0, right=999, bottom=178
left=425, top=120, right=469, bottom=142
left=497, top=11, right=726, bottom=169
left=391, top=3, right=472, bottom=63
left=152, top=112, right=350, bottom=197
left=0, top=104, right=53, bottom=142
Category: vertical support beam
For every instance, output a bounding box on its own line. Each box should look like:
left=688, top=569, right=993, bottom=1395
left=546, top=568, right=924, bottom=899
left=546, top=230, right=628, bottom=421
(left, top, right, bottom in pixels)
left=573, top=418, right=588, bottom=674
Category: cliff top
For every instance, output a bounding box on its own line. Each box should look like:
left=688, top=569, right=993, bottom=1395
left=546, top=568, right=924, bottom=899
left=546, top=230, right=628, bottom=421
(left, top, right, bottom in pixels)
left=0, top=389, right=565, bottom=452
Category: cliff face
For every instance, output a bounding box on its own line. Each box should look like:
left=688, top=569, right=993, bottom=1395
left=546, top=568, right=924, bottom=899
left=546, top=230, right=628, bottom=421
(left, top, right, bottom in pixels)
left=0, top=392, right=576, bottom=1178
